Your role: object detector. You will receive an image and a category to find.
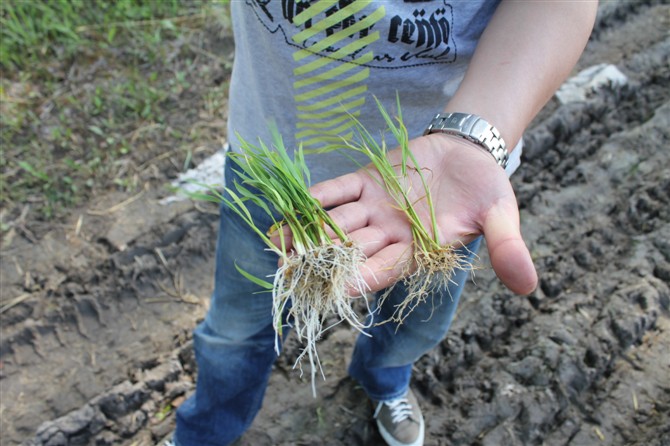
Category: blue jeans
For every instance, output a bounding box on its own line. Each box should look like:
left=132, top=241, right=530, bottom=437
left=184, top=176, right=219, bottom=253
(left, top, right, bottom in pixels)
left=174, top=162, right=481, bottom=446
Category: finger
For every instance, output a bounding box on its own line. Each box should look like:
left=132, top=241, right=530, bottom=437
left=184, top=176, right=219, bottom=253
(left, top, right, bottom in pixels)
left=325, top=201, right=372, bottom=236
left=310, top=172, right=366, bottom=208
left=268, top=199, right=372, bottom=250
left=346, top=225, right=398, bottom=258
left=350, top=241, right=415, bottom=295
left=268, top=222, right=294, bottom=251
left=482, top=202, right=538, bottom=295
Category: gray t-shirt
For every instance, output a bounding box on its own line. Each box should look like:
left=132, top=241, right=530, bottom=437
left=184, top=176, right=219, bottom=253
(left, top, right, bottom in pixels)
left=228, top=1, right=520, bottom=183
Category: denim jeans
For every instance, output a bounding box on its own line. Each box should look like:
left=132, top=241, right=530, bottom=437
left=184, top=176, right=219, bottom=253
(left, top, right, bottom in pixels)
left=174, top=162, right=481, bottom=446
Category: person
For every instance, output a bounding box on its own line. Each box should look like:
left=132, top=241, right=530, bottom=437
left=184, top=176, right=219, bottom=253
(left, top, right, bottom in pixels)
left=166, top=2, right=598, bottom=446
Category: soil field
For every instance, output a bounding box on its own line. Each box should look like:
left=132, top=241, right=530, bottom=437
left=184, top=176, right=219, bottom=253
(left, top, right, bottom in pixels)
left=1, top=2, right=669, bottom=446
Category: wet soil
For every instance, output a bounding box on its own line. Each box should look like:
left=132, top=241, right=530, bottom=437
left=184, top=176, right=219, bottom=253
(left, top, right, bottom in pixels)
left=2, top=3, right=669, bottom=446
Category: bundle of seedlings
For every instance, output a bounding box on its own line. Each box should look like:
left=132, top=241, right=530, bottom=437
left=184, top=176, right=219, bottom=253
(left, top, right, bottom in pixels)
left=344, top=99, right=474, bottom=324
left=200, top=131, right=370, bottom=393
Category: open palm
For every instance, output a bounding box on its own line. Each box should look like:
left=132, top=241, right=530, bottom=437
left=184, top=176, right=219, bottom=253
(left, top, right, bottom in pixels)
left=310, top=133, right=538, bottom=295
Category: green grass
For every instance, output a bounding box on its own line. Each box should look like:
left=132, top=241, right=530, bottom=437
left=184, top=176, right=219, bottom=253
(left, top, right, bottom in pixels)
left=0, top=1, right=232, bottom=222
left=0, top=0, right=184, bottom=69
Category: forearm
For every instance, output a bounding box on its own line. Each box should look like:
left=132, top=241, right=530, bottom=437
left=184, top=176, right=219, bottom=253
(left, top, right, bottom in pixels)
left=444, top=0, right=598, bottom=149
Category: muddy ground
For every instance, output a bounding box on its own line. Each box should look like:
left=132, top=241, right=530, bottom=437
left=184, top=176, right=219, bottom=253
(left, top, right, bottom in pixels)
left=2, top=3, right=669, bottom=446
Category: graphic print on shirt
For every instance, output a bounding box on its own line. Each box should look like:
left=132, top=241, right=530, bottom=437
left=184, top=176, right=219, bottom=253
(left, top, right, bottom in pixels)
left=246, top=0, right=456, bottom=153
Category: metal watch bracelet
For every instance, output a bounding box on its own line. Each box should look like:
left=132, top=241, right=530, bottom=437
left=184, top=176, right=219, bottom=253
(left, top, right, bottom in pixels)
left=423, top=112, right=509, bottom=169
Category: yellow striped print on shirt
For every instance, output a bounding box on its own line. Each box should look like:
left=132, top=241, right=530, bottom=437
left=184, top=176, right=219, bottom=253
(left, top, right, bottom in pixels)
left=291, top=1, right=385, bottom=154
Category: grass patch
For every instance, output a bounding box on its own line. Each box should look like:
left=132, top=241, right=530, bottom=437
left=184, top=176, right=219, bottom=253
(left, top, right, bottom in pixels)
left=0, top=0, right=185, bottom=69
left=0, top=1, right=232, bottom=226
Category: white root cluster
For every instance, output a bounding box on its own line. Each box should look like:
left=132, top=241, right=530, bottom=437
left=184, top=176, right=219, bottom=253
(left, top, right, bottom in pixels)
left=382, top=246, right=474, bottom=325
left=271, top=242, right=370, bottom=395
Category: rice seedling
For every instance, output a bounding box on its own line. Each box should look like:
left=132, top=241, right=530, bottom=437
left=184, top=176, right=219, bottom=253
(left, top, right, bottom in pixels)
left=200, top=130, right=370, bottom=394
left=344, top=98, right=473, bottom=324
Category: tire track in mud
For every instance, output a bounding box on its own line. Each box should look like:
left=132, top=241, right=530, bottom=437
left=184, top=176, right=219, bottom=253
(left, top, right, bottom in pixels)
left=1, top=206, right=218, bottom=445
left=5, top=3, right=670, bottom=446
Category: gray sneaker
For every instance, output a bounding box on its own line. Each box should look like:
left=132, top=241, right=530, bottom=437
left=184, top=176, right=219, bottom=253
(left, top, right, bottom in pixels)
left=373, top=389, right=425, bottom=446
left=157, top=434, right=175, bottom=446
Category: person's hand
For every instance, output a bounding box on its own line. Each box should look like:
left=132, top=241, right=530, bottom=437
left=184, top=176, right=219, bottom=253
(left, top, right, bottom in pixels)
left=310, top=133, right=538, bottom=295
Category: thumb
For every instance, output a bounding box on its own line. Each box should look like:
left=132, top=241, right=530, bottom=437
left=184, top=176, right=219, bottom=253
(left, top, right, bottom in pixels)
left=482, top=201, right=537, bottom=295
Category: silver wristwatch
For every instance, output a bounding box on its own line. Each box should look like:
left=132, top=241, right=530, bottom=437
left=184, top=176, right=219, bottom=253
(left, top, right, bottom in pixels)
left=423, top=112, right=509, bottom=169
